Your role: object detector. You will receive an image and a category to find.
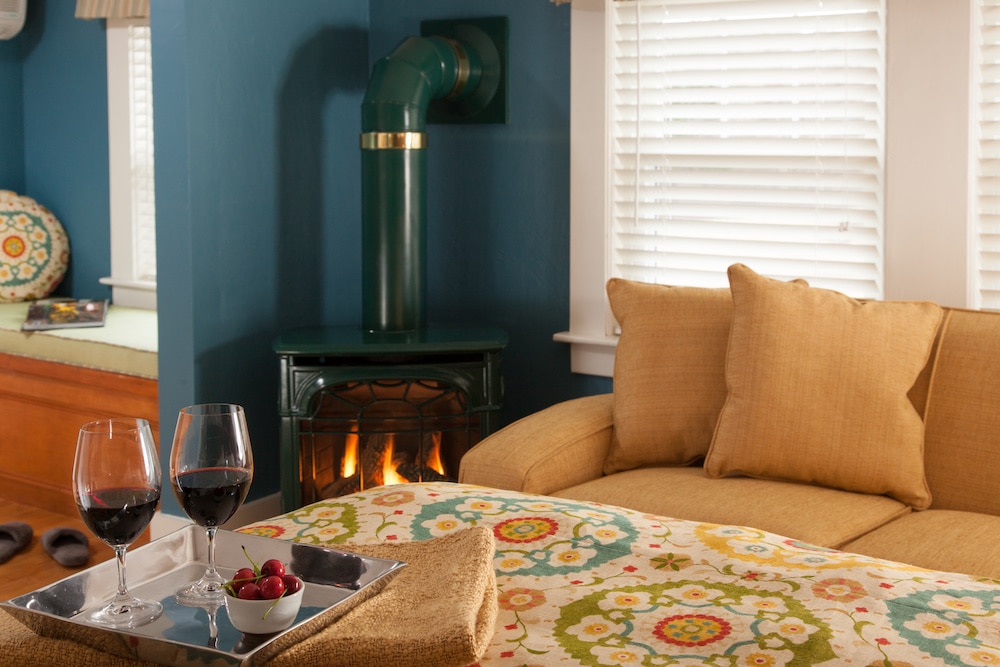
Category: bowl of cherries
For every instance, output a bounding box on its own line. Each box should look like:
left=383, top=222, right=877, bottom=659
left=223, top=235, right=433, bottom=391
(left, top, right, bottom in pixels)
left=224, top=548, right=304, bottom=635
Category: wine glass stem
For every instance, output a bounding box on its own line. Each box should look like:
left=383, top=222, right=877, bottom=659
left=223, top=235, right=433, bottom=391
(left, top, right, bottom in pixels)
left=114, top=545, right=130, bottom=600
left=205, top=526, right=219, bottom=579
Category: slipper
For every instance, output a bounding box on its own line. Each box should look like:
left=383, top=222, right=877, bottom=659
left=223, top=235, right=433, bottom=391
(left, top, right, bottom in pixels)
left=41, top=527, right=90, bottom=568
left=0, top=522, right=32, bottom=564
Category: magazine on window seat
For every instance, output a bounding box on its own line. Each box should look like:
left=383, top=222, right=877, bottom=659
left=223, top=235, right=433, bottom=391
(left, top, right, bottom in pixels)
left=21, top=298, right=109, bottom=331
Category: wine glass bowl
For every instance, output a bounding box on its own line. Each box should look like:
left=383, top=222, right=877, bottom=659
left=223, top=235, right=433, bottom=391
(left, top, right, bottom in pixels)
left=170, top=403, right=254, bottom=604
left=73, top=417, right=162, bottom=628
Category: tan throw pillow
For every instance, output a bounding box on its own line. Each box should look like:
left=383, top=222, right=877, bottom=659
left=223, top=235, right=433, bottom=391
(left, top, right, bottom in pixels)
left=604, top=279, right=732, bottom=473
left=704, top=263, right=943, bottom=509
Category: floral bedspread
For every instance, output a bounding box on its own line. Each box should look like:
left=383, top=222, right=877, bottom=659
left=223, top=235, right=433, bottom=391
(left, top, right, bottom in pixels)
left=237, top=482, right=1000, bottom=666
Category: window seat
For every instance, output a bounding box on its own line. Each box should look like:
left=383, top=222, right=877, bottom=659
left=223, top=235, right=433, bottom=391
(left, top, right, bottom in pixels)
left=0, top=302, right=158, bottom=516
left=0, top=302, right=157, bottom=378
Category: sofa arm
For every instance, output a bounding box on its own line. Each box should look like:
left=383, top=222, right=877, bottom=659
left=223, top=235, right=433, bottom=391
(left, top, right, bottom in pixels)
left=459, top=393, right=614, bottom=495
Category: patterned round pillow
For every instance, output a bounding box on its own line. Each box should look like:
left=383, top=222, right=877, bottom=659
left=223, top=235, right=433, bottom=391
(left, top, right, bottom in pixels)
left=0, top=191, right=70, bottom=303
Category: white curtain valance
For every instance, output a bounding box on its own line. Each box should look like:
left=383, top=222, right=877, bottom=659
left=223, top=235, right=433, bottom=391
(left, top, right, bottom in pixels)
left=75, top=0, right=149, bottom=20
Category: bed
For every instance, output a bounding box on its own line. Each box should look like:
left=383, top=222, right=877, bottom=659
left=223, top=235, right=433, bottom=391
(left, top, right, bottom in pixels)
left=234, top=481, right=1000, bottom=666
left=3, top=480, right=999, bottom=665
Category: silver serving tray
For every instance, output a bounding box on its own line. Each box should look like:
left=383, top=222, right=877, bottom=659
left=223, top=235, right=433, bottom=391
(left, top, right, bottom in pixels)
left=1, top=525, right=406, bottom=666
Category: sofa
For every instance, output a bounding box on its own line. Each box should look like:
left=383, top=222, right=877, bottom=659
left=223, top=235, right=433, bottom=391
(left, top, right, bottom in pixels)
left=460, top=263, right=1000, bottom=580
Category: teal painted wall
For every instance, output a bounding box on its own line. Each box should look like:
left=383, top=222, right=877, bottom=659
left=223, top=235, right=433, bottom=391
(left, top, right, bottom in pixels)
left=151, top=1, right=372, bottom=516
left=0, top=2, right=110, bottom=298
left=0, top=32, right=24, bottom=193
left=3, top=0, right=612, bottom=518
left=21, top=1, right=110, bottom=299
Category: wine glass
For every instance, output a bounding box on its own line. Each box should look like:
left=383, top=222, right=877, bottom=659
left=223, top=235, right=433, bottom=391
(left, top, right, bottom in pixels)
left=73, top=418, right=162, bottom=628
left=170, top=403, right=254, bottom=603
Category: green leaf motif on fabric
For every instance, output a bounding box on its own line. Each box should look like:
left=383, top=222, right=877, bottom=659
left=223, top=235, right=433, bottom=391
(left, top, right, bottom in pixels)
left=554, top=580, right=835, bottom=667
left=279, top=501, right=360, bottom=544
left=650, top=552, right=693, bottom=572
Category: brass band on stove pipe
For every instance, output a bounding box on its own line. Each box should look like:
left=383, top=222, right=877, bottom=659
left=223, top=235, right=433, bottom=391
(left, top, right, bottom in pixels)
left=444, top=39, right=471, bottom=101
left=360, top=132, right=427, bottom=150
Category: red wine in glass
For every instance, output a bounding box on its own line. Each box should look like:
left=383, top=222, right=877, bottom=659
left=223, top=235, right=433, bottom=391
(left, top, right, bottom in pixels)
left=170, top=403, right=254, bottom=604
left=173, top=467, right=251, bottom=528
left=77, top=487, right=160, bottom=546
left=73, top=417, right=163, bottom=628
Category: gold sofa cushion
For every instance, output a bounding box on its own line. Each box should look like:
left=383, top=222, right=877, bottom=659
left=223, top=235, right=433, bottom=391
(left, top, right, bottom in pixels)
left=921, top=308, right=1000, bottom=515
left=842, top=509, right=1000, bottom=579
left=553, top=466, right=911, bottom=549
left=704, top=263, right=942, bottom=509
left=604, top=278, right=732, bottom=473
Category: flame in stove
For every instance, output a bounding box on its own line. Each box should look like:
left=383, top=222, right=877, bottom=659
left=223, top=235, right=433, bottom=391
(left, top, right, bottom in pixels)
left=342, top=430, right=359, bottom=478
left=334, top=425, right=448, bottom=494
left=426, top=432, right=444, bottom=475
left=382, top=435, right=407, bottom=485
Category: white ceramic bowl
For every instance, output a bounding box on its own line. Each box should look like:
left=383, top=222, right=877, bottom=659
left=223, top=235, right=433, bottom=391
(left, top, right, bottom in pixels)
left=225, top=586, right=304, bottom=635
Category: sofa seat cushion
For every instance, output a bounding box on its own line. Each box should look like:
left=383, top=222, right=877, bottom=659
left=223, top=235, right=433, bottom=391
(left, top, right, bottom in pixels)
left=551, top=466, right=910, bottom=549
left=841, top=509, right=1000, bottom=580
left=705, top=264, right=942, bottom=509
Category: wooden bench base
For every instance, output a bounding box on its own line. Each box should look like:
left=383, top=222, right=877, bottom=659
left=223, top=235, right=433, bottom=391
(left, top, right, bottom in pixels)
left=0, top=353, right=159, bottom=516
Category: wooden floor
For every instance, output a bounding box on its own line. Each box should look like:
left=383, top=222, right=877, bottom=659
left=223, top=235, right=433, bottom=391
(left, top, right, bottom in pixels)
left=0, top=499, right=146, bottom=601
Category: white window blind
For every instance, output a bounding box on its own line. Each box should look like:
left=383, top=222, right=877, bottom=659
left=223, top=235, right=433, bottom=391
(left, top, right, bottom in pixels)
left=609, top=0, right=886, bottom=298
left=129, top=23, right=156, bottom=283
left=103, top=19, right=156, bottom=309
left=977, top=0, right=1000, bottom=310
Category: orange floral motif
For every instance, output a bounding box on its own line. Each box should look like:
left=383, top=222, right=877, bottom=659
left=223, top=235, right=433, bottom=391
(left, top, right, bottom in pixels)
left=3, top=235, right=25, bottom=258
left=498, top=587, right=546, bottom=611
left=493, top=517, right=558, bottom=544
left=236, top=524, right=286, bottom=538
left=373, top=490, right=415, bottom=507
left=654, top=614, right=732, bottom=647
left=811, top=578, right=866, bottom=602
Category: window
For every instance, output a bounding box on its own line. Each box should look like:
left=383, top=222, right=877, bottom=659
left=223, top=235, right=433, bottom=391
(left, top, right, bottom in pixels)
left=609, top=0, right=885, bottom=297
left=102, top=18, right=156, bottom=310
left=559, top=0, right=971, bottom=377
left=976, top=0, right=1000, bottom=309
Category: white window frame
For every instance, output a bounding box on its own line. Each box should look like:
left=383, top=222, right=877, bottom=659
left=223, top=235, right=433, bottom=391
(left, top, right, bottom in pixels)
left=557, top=0, right=975, bottom=378
left=102, top=17, right=156, bottom=310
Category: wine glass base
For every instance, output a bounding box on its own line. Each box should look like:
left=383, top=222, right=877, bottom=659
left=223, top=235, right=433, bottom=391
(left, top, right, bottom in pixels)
left=86, top=597, right=163, bottom=629
left=175, top=578, right=228, bottom=605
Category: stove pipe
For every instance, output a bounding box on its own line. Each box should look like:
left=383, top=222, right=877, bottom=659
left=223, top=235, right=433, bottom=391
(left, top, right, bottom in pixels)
left=360, top=35, right=485, bottom=333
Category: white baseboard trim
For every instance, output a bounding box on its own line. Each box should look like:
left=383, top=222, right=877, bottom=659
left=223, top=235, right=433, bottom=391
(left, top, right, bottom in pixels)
left=150, top=492, right=284, bottom=540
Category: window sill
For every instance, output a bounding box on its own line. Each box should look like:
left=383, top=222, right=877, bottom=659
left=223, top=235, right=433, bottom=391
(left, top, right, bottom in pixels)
left=552, top=331, right=616, bottom=378
left=99, top=277, right=157, bottom=310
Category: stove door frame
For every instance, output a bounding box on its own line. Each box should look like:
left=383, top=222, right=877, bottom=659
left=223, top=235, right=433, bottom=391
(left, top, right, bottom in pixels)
left=275, top=326, right=506, bottom=511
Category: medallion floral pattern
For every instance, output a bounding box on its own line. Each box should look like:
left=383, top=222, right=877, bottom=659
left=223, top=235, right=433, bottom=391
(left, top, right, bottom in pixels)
left=239, top=483, right=1000, bottom=666
left=0, top=191, right=69, bottom=303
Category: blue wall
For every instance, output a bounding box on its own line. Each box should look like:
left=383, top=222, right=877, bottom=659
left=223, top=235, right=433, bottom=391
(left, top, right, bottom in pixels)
left=20, top=1, right=111, bottom=299
left=151, top=1, right=373, bottom=515
left=0, top=33, right=24, bottom=193
left=4, top=0, right=611, bottom=517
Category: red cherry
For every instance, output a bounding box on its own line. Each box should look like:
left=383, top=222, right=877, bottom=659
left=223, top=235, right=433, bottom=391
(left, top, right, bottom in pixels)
left=260, top=559, right=286, bottom=578
left=258, top=575, right=285, bottom=600
left=227, top=567, right=257, bottom=596
left=237, top=582, right=262, bottom=600
left=281, top=574, right=302, bottom=595
left=233, top=567, right=256, bottom=585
